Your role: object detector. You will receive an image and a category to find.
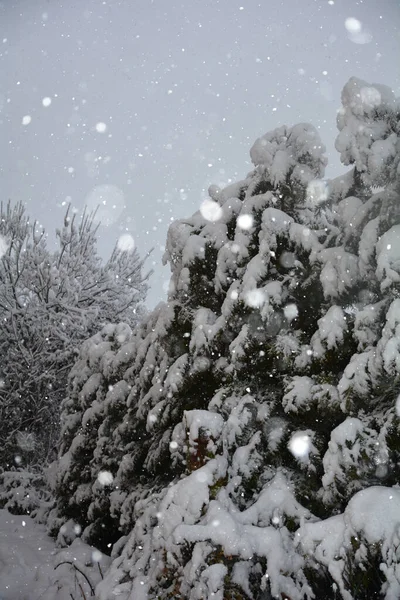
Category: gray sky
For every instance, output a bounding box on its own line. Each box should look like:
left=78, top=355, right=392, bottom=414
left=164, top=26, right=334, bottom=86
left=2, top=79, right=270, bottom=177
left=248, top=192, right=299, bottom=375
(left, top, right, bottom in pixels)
left=1, top=0, right=399, bottom=308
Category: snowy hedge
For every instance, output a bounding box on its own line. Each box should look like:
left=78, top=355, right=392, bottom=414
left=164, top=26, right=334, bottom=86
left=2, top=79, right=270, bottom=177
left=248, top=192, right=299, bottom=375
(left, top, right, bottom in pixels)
left=54, top=77, right=400, bottom=599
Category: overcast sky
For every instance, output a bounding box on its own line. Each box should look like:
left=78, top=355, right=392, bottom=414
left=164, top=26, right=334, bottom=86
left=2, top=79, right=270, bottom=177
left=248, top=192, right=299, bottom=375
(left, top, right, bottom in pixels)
left=1, top=0, right=399, bottom=307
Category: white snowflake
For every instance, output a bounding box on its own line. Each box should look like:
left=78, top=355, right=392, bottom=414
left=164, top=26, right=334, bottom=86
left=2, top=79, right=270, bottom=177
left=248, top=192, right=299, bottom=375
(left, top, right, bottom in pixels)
left=97, top=471, right=114, bottom=486
left=200, top=199, right=223, bottom=222
left=117, top=233, right=135, bottom=253
left=237, top=214, right=253, bottom=230
left=95, top=122, right=107, bottom=133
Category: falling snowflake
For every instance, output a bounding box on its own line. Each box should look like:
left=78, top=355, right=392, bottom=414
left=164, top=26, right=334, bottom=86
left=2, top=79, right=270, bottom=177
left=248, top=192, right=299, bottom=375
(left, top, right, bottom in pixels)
left=85, top=184, right=125, bottom=226
left=117, top=233, right=135, bottom=253
left=97, top=471, right=114, bottom=486
left=284, top=304, right=299, bottom=322
left=95, top=122, right=107, bottom=133
left=237, top=214, right=253, bottom=230
left=344, top=17, right=372, bottom=44
left=245, top=289, right=265, bottom=308
left=200, top=198, right=223, bottom=222
left=344, top=17, right=362, bottom=34
left=22, top=115, right=31, bottom=125
left=42, top=97, right=52, bottom=107
left=279, top=251, right=297, bottom=269
left=288, top=432, right=311, bottom=459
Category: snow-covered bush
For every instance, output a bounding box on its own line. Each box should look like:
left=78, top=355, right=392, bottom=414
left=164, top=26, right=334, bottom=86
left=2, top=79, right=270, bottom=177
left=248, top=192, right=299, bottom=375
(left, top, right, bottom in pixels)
left=54, top=78, right=400, bottom=599
left=0, top=470, right=51, bottom=515
left=0, top=202, right=149, bottom=468
left=55, top=322, right=135, bottom=551
left=298, top=486, right=400, bottom=600
left=336, top=76, right=400, bottom=187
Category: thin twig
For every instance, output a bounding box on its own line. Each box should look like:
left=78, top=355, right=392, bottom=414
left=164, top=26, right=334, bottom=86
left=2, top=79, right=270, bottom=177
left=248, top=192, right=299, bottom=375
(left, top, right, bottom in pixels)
left=55, top=561, right=95, bottom=596
left=78, top=582, right=87, bottom=600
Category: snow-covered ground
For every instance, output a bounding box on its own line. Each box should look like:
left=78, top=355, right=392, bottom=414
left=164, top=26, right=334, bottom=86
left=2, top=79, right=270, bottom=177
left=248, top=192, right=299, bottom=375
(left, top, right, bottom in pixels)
left=0, top=509, right=110, bottom=600
left=0, top=509, right=55, bottom=599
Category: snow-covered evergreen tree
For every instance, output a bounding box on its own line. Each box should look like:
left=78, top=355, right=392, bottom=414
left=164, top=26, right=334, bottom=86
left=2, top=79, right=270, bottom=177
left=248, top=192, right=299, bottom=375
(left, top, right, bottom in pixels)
left=55, top=77, right=400, bottom=599
left=0, top=203, right=149, bottom=468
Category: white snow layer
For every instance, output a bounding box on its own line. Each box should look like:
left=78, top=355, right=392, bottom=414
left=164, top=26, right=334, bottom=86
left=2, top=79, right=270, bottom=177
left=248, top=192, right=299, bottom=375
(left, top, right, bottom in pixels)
left=250, top=123, right=327, bottom=187
left=335, top=76, right=400, bottom=185
left=0, top=509, right=110, bottom=599
left=298, top=486, right=400, bottom=600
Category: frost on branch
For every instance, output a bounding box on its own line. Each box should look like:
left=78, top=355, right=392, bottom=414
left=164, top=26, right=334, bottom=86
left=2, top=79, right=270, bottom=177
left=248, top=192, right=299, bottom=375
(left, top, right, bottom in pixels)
left=0, top=202, right=148, bottom=468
